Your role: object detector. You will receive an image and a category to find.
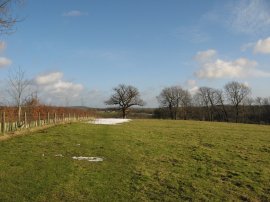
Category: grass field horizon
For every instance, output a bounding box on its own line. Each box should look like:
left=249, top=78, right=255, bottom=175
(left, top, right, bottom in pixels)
left=0, top=119, right=269, bottom=201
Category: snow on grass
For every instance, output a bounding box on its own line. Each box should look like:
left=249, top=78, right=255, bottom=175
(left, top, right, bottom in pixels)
left=89, top=118, right=131, bottom=125
left=72, top=156, right=103, bottom=162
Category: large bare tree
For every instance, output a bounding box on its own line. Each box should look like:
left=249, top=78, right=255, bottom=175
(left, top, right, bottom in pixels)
left=105, top=84, right=144, bottom=118
left=224, top=81, right=251, bottom=123
left=157, top=86, right=187, bottom=120
left=7, top=67, right=31, bottom=125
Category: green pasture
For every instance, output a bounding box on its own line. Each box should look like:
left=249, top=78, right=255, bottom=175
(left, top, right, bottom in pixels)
left=0, top=120, right=269, bottom=201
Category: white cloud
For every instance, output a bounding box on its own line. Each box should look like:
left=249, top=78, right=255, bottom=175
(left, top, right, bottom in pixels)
left=0, top=57, right=12, bottom=68
left=243, top=81, right=249, bottom=87
left=185, top=79, right=199, bottom=94
left=0, top=42, right=11, bottom=68
left=0, top=41, right=6, bottom=52
left=34, top=72, right=84, bottom=105
left=35, top=72, right=63, bottom=85
left=254, top=37, right=270, bottom=54
left=194, top=50, right=270, bottom=79
left=189, top=86, right=199, bottom=95
left=228, top=0, right=270, bottom=35
left=194, top=49, right=217, bottom=63
left=196, top=58, right=256, bottom=78
left=50, top=80, right=83, bottom=94
left=186, top=79, right=197, bottom=87
left=63, top=10, right=88, bottom=17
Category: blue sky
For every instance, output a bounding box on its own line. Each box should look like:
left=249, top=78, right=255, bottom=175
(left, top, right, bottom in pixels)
left=1, top=0, right=270, bottom=107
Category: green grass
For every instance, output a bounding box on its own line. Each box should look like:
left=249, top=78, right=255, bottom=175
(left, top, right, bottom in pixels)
left=0, top=120, right=270, bottom=201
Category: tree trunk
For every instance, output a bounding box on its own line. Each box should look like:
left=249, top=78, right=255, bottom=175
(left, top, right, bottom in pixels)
left=235, top=105, right=239, bottom=123
left=170, top=110, right=174, bottom=120
left=221, top=105, right=228, bottom=122
left=174, top=108, right=177, bottom=120
left=169, top=104, right=174, bottom=120
left=184, top=107, right=187, bottom=120
left=175, top=102, right=179, bottom=120
left=122, top=108, right=126, bottom=119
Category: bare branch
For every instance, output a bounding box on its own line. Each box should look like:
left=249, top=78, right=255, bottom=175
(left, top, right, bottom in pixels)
left=0, top=0, right=23, bottom=35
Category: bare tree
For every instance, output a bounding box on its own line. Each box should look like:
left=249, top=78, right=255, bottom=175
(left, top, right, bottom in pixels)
left=105, top=84, right=144, bottom=118
left=180, top=89, right=192, bottom=120
left=7, top=67, right=31, bottom=125
left=194, top=87, right=214, bottom=121
left=0, top=0, right=22, bottom=34
left=194, top=87, right=229, bottom=122
left=157, top=87, right=175, bottom=119
left=216, top=89, right=228, bottom=122
left=157, top=86, right=186, bottom=120
left=224, top=81, right=251, bottom=123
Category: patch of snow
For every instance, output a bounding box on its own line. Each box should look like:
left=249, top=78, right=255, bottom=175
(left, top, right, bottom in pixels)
left=89, top=118, right=131, bottom=125
left=55, top=154, right=64, bottom=157
left=72, top=156, right=103, bottom=162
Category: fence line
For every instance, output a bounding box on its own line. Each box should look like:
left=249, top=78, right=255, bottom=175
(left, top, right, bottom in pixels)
left=0, top=111, right=92, bottom=134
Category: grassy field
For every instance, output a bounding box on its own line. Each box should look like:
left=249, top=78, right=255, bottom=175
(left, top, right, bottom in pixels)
left=0, top=120, right=269, bottom=201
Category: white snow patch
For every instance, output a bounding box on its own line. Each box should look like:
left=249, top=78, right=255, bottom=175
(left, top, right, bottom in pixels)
left=72, top=156, right=103, bottom=162
left=90, top=118, right=131, bottom=125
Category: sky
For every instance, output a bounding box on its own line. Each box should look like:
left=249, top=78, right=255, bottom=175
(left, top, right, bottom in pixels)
left=0, top=0, right=270, bottom=107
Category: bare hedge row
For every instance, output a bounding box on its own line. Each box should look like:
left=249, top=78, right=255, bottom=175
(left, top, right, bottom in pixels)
left=0, top=106, right=96, bottom=122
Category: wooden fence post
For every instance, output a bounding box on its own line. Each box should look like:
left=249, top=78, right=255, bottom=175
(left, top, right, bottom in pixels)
left=62, top=113, right=65, bottom=122
left=38, top=112, right=41, bottom=126
left=47, top=112, right=50, bottom=124
left=24, top=112, right=27, bottom=128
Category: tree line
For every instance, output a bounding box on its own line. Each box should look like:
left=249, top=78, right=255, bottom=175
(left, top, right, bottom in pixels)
left=1, top=67, right=270, bottom=125
left=105, top=82, right=270, bottom=124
